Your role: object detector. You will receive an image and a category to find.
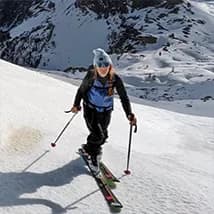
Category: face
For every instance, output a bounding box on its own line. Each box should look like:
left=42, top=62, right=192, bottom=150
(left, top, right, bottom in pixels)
left=96, top=66, right=110, bottom=77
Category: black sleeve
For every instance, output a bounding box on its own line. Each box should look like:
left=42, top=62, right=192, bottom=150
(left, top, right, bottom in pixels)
left=73, top=70, right=92, bottom=107
left=73, top=87, right=82, bottom=107
left=114, top=74, right=132, bottom=117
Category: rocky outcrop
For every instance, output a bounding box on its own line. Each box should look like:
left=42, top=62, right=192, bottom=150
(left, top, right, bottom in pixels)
left=0, top=30, right=10, bottom=42
left=75, top=0, right=129, bottom=18
left=108, top=24, right=157, bottom=54
left=0, top=0, right=55, bottom=67
left=0, top=0, right=204, bottom=70
left=74, top=0, right=184, bottom=16
left=1, top=22, right=54, bottom=67
left=0, top=0, right=38, bottom=30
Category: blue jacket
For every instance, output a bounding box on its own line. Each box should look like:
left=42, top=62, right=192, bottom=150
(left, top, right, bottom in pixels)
left=73, top=70, right=132, bottom=116
left=87, top=79, right=114, bottom=112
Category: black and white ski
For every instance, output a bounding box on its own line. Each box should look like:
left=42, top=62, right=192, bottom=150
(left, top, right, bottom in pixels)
left=78, top=148, right=123, bottom=209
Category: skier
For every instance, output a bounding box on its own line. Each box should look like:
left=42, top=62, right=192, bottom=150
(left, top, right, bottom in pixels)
left=70, top=48, right=137, bottom=174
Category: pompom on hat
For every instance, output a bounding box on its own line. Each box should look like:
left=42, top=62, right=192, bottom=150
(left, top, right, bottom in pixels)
left=93, top=48, right=113, bottom=68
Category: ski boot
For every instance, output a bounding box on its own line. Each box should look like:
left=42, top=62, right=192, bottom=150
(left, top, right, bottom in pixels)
left=88, top=153, right=102, bottom=177
left=81, top=144, right=91, bottom=159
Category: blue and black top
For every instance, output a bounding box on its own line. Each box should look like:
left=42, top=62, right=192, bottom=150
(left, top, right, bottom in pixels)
left=73, top=70, right=132, bottom=117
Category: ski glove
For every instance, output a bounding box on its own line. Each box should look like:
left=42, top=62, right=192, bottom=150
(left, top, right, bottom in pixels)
left=71, top=106, right=81, bottom=113
left=128, top=113, right=137, bottom=126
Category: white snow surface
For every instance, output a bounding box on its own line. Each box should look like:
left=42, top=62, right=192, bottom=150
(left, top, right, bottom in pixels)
left=0, top=59, right=214, bottom=214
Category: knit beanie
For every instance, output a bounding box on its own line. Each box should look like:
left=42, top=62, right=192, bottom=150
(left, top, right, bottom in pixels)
left=93, top=48, right=113, bottom=67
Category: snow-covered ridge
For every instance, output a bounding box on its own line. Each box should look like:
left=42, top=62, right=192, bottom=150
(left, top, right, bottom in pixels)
left=0, top=0, right=213, bottom=69
left=0, top=0, right=214, bottom=101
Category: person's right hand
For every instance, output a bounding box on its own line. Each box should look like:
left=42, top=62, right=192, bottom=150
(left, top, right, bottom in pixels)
left=71, top=106, right=81, bottom=113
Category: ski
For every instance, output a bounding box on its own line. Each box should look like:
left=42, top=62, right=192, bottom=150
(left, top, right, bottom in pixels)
left=78, top=148, right=123, bottom=209
left=100, top=162, right=120, bottom=183
left=100, top=162, right=119, bottom=189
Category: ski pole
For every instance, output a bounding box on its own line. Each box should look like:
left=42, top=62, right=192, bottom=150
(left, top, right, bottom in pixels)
left=124, top=123, right=137, bottom=175
left=51, top=112, right=77, bottom=147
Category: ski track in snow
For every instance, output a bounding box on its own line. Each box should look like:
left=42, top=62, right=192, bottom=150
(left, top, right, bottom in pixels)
left=0, top=59, right=214, bottom=214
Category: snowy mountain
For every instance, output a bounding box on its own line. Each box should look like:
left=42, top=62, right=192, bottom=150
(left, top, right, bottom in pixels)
left=0, top=0, right=213, bottom=69
left=0, top=0, right=184, bottom=69
left=0, top=0, right=214, bottom=101
left=0, top=0, right=214, bottom=102
left=0, top=59, right=214, bottom=214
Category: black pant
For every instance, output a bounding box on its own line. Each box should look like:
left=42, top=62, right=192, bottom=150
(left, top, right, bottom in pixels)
left=83, top=103, right=112, bottom=156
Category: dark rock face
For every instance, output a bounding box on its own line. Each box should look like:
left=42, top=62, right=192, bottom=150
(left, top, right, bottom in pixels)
left=1, top=22, right=54, bottom=67
left=131, top=0, right=162, bottom=9
left=0, top=0, right=55, bottom=67
left=163, top=0, right=184, bottom=9
left=131, top=0, right=184, bottom=9
left=108, top=24, right=157, bottom=54
left=75, top=0, right=129, bottom=18
left=74, top=0, right=183, bottom=55
left=0, top=0, right=40, bottom=29
left=75, top=0, right=184, bottom=16
left=0, top=0, right=189, bottom=69
left=0, top=30, right=10, bottom=42
left=0, top=0, right=55, bottom=29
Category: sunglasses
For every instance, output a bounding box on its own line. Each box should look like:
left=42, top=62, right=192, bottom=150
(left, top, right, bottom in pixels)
left=97, top=62, right=110, bottom=68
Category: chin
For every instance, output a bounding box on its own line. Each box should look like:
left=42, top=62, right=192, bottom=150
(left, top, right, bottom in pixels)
left=98, top=72, right=108, bottom=77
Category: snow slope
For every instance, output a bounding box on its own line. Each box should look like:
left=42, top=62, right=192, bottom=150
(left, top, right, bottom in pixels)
left=0, top=59, right=214, bottom=214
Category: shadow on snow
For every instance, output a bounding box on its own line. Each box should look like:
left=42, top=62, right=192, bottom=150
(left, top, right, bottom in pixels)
left=0, top=152, right=89, bottom=214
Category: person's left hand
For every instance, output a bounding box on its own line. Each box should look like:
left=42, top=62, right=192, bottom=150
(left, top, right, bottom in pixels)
left=128, top=113, right=137, bottom=126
